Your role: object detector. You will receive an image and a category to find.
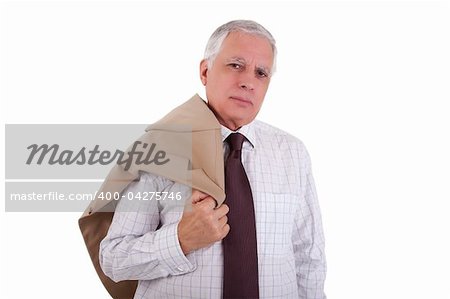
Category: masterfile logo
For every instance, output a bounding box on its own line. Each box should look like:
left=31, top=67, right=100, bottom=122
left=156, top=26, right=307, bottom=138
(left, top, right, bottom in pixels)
left=26, top=141, right=170, bottom=171
left=4, top=124, right=191, bottom=212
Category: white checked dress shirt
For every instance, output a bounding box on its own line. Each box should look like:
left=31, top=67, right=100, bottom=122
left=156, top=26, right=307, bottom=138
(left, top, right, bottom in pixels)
left=99, top=119, right=327, bottom=298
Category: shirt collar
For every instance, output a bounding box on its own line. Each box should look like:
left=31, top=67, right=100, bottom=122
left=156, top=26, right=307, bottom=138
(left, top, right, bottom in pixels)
left=220, top=121, right=256, bottom=150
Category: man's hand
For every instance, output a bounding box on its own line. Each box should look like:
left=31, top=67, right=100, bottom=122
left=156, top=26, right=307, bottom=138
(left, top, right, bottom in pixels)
left=178, top=190, right=230, bottom=255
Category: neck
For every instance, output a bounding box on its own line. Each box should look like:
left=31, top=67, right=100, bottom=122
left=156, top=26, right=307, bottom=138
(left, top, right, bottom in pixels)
left=206, top=103, right=242, bottom=131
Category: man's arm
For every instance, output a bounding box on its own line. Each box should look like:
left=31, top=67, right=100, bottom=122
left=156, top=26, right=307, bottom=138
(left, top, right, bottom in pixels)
left=292, top=147, right=327, bottom=299
left=99, top=172, right=197, bottom=282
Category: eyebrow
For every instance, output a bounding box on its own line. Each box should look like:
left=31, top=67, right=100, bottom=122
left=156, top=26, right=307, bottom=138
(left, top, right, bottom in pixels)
left=227, top=56, right=272, bottom=76
left=227, top=57, right=246, bottom=65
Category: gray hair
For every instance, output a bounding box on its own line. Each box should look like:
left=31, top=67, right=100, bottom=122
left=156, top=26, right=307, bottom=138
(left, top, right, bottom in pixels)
left=203, top=20, right=277, bottom=74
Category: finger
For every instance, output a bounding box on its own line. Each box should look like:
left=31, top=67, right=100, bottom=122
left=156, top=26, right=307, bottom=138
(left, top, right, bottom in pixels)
left=191, top=189, right=210, bottom=204
left=218, top=215, right=228, bottom=228
left=214, top=203, right=229, bottom=218
left=196, top=196, right=217, bottom=210
left=221, top=224, right=230, bottom=238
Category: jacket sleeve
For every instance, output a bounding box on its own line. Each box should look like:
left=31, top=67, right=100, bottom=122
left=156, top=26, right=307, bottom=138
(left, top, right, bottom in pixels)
left=292, top=146, right=327, bottom=299
left=99, top=172, right=197, bottom=282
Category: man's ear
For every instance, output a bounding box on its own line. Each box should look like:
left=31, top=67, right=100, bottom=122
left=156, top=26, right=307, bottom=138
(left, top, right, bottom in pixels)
left=199, top=59, right=208, bottom=86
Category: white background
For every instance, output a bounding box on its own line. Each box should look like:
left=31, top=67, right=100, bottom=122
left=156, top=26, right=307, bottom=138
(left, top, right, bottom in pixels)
left=1, top=1, right=450, bottom=298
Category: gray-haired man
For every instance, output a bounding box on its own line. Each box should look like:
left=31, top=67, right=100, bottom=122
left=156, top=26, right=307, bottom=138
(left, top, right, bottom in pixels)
left=100, top=20, right=327, bottom=299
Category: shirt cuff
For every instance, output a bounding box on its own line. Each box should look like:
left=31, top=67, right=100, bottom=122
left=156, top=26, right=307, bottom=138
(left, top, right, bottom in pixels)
left=154, top=221, right=197, bottom=276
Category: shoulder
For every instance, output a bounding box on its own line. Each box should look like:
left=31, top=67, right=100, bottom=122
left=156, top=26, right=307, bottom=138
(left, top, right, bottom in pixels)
left=252, top=119, right=308, bottom=155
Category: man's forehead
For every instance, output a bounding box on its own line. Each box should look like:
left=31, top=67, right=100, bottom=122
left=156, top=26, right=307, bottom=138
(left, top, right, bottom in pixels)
left=216, top=32, right=273, bottom=68
left=221, top=32, right=272, bottom=53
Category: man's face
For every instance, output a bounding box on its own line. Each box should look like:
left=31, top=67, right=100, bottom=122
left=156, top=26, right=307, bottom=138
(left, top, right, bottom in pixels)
left=200, top=31, right=274, bottom=130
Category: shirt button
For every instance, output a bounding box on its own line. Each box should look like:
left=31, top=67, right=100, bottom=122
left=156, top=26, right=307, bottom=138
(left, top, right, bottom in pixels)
left=176, top=266, right=185, bottom=272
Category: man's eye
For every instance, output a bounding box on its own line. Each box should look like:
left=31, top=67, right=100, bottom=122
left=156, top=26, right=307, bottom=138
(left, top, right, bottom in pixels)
left=229, top=63, right=242, bottom=69
left=256, top=70, right=268, bottom=78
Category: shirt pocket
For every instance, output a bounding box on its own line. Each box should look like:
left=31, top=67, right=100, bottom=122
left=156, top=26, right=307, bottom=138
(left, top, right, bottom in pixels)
left=254, top=192, right=299, bottom=257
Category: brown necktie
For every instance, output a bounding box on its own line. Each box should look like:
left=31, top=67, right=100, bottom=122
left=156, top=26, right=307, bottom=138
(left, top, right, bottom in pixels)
left=222, top=133, right=259, bottom=299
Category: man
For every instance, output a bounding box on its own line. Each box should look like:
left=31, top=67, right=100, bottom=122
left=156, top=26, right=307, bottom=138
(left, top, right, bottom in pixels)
left=99, top=20, right=326, bottom=298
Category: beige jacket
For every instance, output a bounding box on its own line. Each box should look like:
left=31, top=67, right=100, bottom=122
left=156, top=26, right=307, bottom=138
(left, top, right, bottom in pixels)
left=78, top=94, right=226, bottom=299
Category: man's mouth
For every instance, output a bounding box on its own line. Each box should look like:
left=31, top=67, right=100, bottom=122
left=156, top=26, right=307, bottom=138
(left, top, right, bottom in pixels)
left=230, top=96, right=253, bottom=106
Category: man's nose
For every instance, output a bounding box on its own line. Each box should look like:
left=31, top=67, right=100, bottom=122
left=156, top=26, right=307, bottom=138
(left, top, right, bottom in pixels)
left=238, top=71, right=255, bottom=91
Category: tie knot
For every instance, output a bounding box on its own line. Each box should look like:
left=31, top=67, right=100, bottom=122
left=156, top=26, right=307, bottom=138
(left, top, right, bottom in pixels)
left=226, top=133, right=246, bottom=151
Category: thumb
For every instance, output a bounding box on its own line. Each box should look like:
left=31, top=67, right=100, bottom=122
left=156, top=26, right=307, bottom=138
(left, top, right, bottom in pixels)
left=191, top=189, right=209, bottom=204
